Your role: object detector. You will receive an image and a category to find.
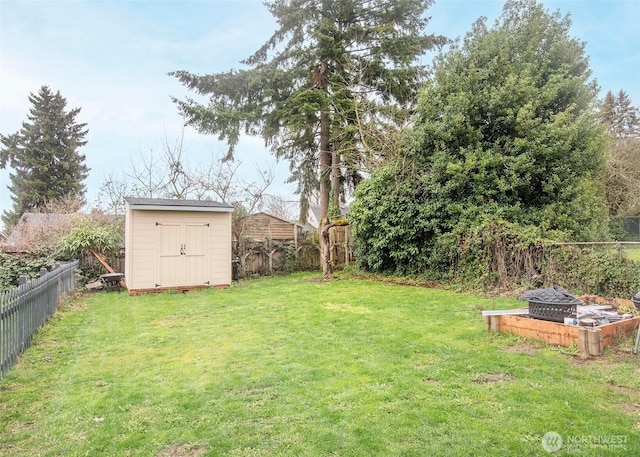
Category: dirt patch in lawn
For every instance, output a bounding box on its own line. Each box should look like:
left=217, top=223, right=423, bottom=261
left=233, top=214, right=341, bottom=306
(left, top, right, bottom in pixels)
left=62, top=303, right=87, bottom=312
left=569, top=346, right=636, bottom=366
left=305, top=276, right=334, bottom=283
left=151, top=316, right=195, bottom=328
left=570, top=356, right=598, bottom=366
left=500, top=344, right=541, bottom=355
left=608, top=384, right=639, bottom=398
left=606, top=384, right=640, bottom=417
left=323, top=302, right=371, bottom=314
left=620, top=403, right=640, bottom=414
left=154, top=444, right=207, bottom=457
left=472, top=373, right=515, bottom=384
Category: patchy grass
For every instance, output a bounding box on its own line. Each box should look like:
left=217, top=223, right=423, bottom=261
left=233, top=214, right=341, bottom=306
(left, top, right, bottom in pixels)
left=1, top=273, right=639, bottom=456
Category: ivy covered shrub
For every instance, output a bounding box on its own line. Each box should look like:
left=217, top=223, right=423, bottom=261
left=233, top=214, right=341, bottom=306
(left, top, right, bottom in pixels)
left=0, top=250, right=57, bottom=290
left=350, top=162, right=448, bottom=277
left=352, top=196, right=640, bottom=296
left=452, top=220, right=545, bottom=290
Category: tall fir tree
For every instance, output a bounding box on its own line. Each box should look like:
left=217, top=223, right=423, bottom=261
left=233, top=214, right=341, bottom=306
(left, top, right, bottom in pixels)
left=1, top=86, right=89, bottom=228
left=599, top=89, right=640, bottom=216
left=600, top=89, right=640, bottom=139
left=170, top=0, right=447, bottom=278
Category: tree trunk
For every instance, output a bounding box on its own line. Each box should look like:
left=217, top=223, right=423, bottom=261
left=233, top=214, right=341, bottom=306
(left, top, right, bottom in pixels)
left=331, top=145, right=340, bottom=210
left=318, top=62, right=333, bottom=279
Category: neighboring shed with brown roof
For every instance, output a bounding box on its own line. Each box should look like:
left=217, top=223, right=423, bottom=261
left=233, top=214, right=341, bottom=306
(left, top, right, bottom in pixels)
left=124, top=197, right=234, bottom=293
left=239, top=212, right=302, bottom=245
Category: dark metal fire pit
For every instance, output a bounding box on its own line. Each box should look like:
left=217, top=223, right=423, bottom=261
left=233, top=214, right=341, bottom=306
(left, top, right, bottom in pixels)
left=519, top=285, right=583, bottom=322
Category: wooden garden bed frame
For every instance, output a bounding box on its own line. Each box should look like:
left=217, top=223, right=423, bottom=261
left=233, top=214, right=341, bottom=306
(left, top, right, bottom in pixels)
left=484, top=312, right=640, bottom=356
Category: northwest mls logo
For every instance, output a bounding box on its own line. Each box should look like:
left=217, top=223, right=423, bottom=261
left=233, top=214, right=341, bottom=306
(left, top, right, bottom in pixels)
left=542, top=431, right=563, bottom=453
left=541, top=431, right=628, bottom=452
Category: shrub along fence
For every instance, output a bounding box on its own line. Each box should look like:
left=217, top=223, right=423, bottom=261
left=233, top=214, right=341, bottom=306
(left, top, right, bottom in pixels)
left=455, top=223, right=640, bottom=298
left=0, top=260, right=79, bottom=378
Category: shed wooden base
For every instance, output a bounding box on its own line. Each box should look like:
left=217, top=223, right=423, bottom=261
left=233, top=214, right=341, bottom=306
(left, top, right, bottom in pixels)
left=484, top=313, right=640, bottom=356
left=127, top=284, right=229, bottom=296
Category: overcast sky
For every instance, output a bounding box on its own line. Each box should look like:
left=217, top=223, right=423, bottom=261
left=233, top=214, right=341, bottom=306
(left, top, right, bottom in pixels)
left=1, top=0, right=638, bottom=221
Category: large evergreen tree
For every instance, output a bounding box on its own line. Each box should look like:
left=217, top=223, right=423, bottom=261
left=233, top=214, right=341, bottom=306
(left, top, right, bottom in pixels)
left=351, top=0, right=608, bottom=276
left=170, top=0, right=447, bottom=277
left=1, top=86, right=89, bottom=227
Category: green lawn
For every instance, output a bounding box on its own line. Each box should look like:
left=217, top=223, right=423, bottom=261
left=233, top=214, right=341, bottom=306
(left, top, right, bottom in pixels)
left=1, top=273, right=639, bottom=456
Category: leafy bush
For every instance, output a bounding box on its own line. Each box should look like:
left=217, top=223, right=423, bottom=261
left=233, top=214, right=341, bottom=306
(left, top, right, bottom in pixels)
left=57, top=221, right=122, bottom=258
left=56, top=219, right=123, bottom=283
left=350, top=163, right=441, bottom=276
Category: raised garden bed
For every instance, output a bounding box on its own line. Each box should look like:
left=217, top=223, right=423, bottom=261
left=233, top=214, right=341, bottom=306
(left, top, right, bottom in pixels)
left=484, top=312, right=640, bottom=356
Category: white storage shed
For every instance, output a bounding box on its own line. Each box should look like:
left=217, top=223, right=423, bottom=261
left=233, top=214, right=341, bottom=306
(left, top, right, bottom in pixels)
left=124, top=197, right=234, bottom=293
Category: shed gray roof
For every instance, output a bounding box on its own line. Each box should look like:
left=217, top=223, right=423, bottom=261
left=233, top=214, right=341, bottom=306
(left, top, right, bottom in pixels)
left=125, top=197, right=234, bottom=212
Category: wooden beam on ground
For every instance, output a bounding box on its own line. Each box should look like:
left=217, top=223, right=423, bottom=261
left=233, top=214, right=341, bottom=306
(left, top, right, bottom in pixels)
left=481, top=309, right=529, bottom=316
left=91, top=250, right=116, bottom=274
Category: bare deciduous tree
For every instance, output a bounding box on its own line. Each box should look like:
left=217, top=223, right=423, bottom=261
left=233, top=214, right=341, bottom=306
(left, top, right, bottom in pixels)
left=263, top=195, right=298, bottom=222
left=600, top=90, right=640, bottom=216
left=95, top=130, right=274, bottom=217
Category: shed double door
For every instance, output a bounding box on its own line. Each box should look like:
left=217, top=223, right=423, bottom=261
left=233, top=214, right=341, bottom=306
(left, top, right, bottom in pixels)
left=156, top=221, right=210, bottom=288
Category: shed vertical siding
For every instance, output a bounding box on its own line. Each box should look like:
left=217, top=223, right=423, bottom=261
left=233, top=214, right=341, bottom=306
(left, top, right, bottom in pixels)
left=126, top=209, right=161, bottom=290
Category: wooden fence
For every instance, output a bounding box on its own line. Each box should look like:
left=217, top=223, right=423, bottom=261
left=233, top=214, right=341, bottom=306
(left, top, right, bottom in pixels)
left=238, top=241, right=320, bottom=276
left=329, top=224, right=354, bottom=267
left=236, top=225, right=354, bottom=277
left=0, top=260, right=79, bottom=378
